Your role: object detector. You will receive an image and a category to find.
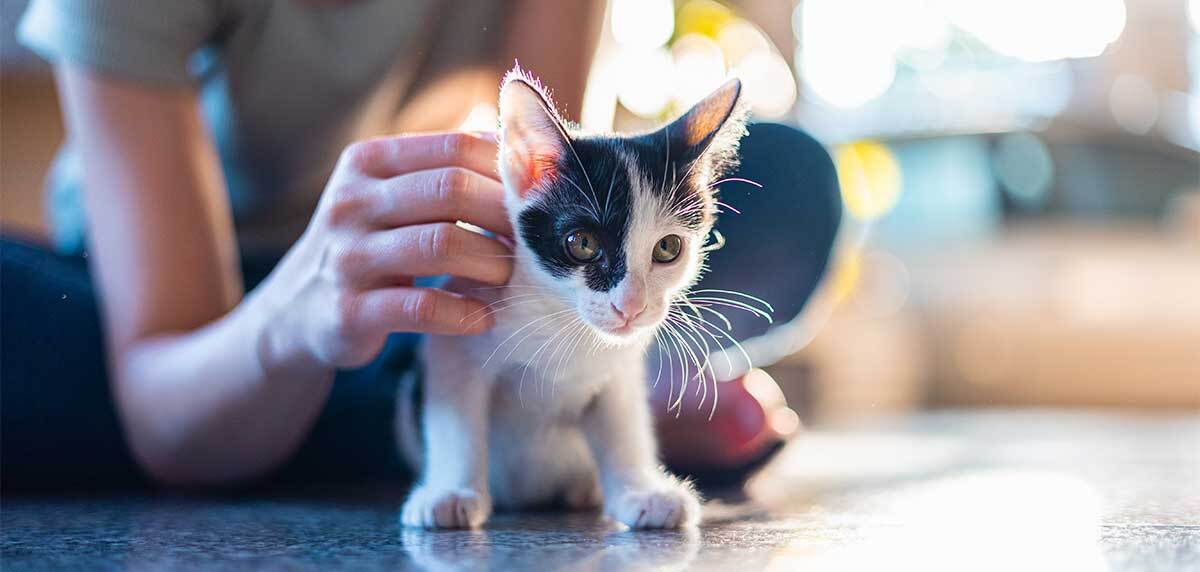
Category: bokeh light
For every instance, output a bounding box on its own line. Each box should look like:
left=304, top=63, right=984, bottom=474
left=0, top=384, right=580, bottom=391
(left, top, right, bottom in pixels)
left=1190, top=0, right=1200, bottom=33
left=992, top=133, right=1054, bottom=207
left=1108, top=74, right=1160, bottom=135
left=793, top=0, right=1128, bottom=110
left=671, top=34, right=728, bottom=109
left=735, top=50, right=798, bottom=118
left=835, top=141, right=903, bottom=221
left=604, top=0, right=798, bottom=120
left=616, top=47, right=675, bottom=118
left=797, top=0, right=897, bottom=108
left=610, top=0, right=674, bottom=51
left=675, top=0, right=736, bottom=40
left=890, top=1, right=952, bottom=53
left=943, top=0, right=1126, bottom=63
left=717, top=18, right=796, bottom=118
left=716, top=20, right=770, bottom=67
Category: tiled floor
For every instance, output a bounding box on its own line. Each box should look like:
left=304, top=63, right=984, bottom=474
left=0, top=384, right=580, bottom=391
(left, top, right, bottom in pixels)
left=3, top=410, right=1198, bottom=571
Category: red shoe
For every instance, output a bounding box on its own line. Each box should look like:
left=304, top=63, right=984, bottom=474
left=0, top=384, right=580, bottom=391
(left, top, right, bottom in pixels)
left=655, top=369, right=800, bottom=487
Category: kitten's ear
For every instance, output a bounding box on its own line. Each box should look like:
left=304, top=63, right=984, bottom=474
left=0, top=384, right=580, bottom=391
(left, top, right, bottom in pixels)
left=499, top=70, right=569, bottom=199
left=664, top=78, right=747, bottom=164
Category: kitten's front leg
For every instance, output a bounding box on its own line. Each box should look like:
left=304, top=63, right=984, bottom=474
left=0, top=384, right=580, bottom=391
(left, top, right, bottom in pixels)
left=401, top=339, right=493, bottom=529
left=582, top=366, right=701, bottom=529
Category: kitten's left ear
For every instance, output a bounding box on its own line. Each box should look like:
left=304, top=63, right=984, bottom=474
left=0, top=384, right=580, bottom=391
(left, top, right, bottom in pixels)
left=663, top=78, right=748, bottom=166
left=499, top=69, right=570, bottom=200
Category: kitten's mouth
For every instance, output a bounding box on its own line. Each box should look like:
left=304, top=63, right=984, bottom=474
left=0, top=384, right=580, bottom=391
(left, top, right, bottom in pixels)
left=586, top=320, right=642, bottom=342
left=595, top=319, right=660, bottom=341
left=607, top=323, right=636, bottom=335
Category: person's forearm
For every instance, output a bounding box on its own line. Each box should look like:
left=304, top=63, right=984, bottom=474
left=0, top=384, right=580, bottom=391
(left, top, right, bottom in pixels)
left=114, top=283, right=334, bottom=487
left=502, top=0, right=605, bottom=120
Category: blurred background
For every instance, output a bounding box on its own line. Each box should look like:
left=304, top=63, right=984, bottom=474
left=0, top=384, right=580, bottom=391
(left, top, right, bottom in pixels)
left=3, top=0, right=1198, bottom=424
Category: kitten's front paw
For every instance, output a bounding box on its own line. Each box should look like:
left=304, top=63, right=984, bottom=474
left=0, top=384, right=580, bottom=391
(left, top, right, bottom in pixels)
left=609, top=481, right=701, bottom=529
left=401, top=486, right=492, bottom=529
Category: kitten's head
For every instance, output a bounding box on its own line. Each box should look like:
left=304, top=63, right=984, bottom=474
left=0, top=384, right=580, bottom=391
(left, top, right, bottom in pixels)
left=498, top=66, right=747, bottom=345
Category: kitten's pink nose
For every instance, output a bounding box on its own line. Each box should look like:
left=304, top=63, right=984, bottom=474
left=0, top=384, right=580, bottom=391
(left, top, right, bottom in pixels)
left=611, top=299, right=646, bottom=324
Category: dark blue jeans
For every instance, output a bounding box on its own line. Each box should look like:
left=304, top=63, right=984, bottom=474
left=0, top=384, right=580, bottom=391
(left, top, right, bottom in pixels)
left=0, top=124, right=840, bottom=490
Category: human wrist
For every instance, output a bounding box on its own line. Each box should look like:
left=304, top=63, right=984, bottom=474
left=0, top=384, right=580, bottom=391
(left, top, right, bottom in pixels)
left=241, top=285, right=328, bottom=380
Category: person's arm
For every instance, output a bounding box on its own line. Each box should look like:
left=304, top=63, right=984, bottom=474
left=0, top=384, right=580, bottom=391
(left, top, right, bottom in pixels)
left=392, top=0, right=604, bottom=132
left=502, top=0, right=605, bottom=119
left=56, top=65, right=513, bottom=487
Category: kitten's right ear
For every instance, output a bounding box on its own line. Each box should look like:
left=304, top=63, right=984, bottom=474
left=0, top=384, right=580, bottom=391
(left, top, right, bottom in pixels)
left=499, top=68, right=569, bottom=200
left=662, top=78, right=747, bottom=169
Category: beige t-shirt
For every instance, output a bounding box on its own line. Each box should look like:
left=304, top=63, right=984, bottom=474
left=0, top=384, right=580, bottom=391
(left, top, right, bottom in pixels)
left=19, top=0, right=504, bottom=254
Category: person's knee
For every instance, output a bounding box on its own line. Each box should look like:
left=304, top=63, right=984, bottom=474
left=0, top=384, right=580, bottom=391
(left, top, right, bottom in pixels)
left=737, top=122, right=842, bottom=237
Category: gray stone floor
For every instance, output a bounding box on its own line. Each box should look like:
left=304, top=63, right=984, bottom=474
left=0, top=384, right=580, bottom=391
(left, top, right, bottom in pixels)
left=3, top=410, right=1198, bottom=571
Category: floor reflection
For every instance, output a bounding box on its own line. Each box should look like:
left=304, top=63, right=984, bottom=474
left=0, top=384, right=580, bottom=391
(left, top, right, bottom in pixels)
left=400, top=514, right=699, bottom=572
left=761, top=470, right=1107, bottom=571
left=2, top=411, right=1196, bottom=571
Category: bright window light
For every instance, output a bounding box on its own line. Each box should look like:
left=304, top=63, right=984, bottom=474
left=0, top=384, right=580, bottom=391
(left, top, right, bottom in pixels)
left=611, top=0, right=675, bottom=50
left=798, top=0, right=898, bottom=108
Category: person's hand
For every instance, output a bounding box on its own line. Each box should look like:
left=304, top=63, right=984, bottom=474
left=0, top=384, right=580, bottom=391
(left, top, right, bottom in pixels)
left=257, top=132, right=512, bottom=370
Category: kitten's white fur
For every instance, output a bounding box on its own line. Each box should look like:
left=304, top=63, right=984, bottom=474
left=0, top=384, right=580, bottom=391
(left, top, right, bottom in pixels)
left=398, top=75, right=742, bottom=530
left=398, top=192, right=702, bottom=530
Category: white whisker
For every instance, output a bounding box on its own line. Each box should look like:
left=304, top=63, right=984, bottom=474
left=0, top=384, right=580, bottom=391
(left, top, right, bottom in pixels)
left=521, top=315, right=579, bottom=401
left=673, top=308, right=735, bottom=380
left=687, top=298, right=774, bottom=323
left=602, top=174, right=616, bottom=224
left=688, top=289, right=776, bottom=313
left=707, top=177, right=763, bottom=189
left=483, top=308, right=576, bottom=370
left=558, top=131, right=603, bottom=217
left=459, top=293, right=554, bottom=329
left=681, top=298, right=732, bottom=331
left=558, top=172, right=602, bottom=218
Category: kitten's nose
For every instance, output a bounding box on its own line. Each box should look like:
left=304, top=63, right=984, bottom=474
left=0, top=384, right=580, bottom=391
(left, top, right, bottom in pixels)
left=611, top=299, right=646, bottom=324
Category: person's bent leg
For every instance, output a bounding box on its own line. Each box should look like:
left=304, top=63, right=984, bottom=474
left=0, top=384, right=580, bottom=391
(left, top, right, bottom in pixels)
left=2, top=238, right=420, bottom=490
left=1, top=237, right=146, bottom=490
left=270, top=332, right=419, bottom=484
left=655, top=123, right=842, bottom=481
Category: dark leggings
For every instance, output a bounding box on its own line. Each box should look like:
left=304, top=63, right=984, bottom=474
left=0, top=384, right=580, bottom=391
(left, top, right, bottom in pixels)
left=0, top=124, right=840, bottom=490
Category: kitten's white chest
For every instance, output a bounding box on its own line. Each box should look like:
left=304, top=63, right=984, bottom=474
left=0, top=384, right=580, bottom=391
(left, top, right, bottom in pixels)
left=465, top=293, right=646, bottom=420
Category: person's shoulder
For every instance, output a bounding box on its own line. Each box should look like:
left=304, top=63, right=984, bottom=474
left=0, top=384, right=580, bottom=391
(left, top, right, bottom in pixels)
left=17, top=0, right=229, bottom=85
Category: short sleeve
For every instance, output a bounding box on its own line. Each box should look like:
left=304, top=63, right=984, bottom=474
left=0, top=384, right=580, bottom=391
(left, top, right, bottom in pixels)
left=17, top=0, right=222, bottom=84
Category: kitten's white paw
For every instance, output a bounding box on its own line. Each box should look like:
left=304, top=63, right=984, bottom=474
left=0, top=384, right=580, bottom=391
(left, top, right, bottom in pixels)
left=401, top=486, right=492, bottom=529
left=609, top=482, right=701, bottom=529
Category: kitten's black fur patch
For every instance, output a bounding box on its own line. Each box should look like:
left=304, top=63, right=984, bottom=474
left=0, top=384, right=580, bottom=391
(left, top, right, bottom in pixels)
left=506, top=71, right=746, bottom=293
left=519, top=132, right=731, bottom=292
left=519, top=138, right=633, bottom=292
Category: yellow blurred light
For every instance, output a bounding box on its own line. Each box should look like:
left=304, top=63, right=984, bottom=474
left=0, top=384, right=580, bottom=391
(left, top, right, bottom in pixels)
left=831, top=252, right=863, bottom=304
left=611, top=0, right=675, bottom=50
left=676, top=0, right=736, bottom=40
left=835, top=141, right=903, bottom=221
left=671, top=33, right=728, bottom=109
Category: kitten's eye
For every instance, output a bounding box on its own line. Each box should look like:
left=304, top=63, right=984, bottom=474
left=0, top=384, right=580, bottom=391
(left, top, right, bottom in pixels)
left=564, top=230, right=602, bottom=263
left=653, top=234, right=683, bottom=263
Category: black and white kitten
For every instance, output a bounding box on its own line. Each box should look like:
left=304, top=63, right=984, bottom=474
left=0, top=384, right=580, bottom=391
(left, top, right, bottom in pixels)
left=398, top=67, right=748, bottom=530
